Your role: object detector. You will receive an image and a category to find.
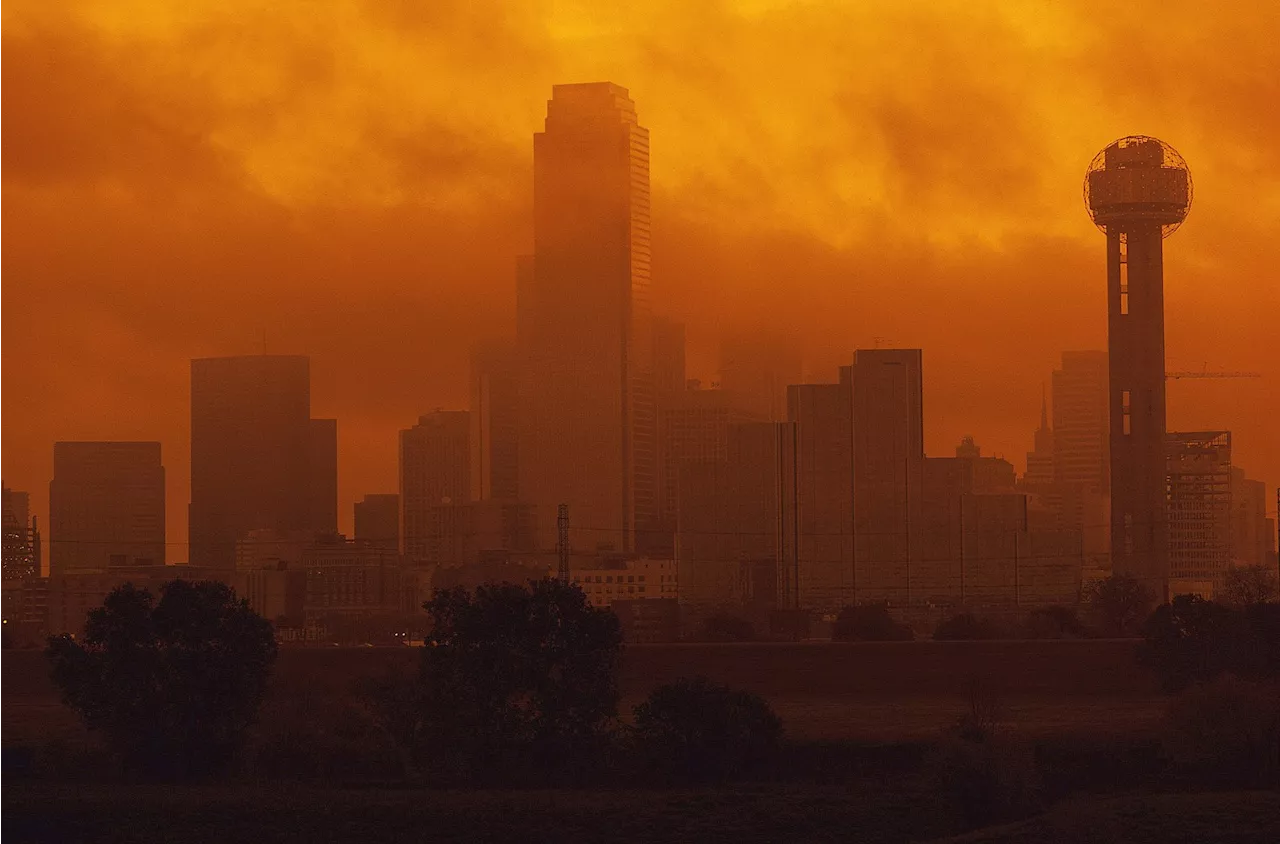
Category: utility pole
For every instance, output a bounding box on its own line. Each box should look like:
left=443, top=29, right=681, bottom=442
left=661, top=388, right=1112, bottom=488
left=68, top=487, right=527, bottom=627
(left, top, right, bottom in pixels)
left=557, top=503, right=570, bottom=583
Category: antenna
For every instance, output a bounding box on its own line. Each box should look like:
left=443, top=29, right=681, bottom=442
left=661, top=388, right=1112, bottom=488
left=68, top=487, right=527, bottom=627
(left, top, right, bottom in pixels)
left=557, top=504, right=570, bottom=583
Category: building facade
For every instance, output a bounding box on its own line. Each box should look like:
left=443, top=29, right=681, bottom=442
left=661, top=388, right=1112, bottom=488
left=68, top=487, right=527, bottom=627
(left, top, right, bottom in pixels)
left=400, top=411, right=471, bottom=563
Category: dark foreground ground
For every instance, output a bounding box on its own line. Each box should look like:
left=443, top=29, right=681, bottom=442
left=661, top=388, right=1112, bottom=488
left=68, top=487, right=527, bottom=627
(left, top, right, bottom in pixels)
left=5, top=783, right=1278, bottom=844
left=2, top=640, right=1168, bottom=744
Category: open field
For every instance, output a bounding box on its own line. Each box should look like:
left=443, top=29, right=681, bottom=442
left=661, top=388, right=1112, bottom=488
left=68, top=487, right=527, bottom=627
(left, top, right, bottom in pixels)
left=2, top=640, right=1167, bottom=744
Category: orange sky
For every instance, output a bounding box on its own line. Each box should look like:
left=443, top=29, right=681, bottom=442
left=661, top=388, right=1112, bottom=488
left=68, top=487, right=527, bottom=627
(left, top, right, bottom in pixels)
left=3, top=0, right=1277, bottom=562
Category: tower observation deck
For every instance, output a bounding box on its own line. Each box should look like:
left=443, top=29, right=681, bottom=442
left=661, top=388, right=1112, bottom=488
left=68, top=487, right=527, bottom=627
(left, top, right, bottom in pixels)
left=1084, top=136, right=1192, bottom=598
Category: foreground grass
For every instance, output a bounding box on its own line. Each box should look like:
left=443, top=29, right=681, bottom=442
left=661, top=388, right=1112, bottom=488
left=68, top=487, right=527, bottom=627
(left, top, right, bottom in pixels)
left=927, top=790, right=1280, bottom=844
left=4, top=782, right=961, bottom=844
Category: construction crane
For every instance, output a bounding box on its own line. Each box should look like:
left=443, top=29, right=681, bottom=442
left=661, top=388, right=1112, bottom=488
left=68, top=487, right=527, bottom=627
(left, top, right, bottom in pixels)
left=1165, top=370, right=1261, bottom=380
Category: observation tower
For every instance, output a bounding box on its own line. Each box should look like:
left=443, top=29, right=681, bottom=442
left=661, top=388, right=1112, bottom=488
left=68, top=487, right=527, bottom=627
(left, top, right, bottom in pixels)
left=1084, top=136, right=1192, bottom=597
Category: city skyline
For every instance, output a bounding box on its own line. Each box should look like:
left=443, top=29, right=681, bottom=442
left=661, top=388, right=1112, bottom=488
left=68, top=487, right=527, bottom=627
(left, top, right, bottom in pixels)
left=4, top=3, right=1278, bottom=561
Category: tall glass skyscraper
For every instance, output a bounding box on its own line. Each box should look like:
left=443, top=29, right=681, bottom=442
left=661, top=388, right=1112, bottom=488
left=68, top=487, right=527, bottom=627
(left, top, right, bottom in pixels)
left=519, top=83, right=655, bottom=553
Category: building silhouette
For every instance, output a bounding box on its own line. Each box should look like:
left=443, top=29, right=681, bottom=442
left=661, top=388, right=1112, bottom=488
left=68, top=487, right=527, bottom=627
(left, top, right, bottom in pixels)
left=519, top=82, right=655, bottom=554
left=2, top=486, right=40, bottom=582
left=1023, top=390, right=1055, bottom=488
left=354, top=493, right=399, bottom=551
left=399, top=410, right=470, bottom=564
left=787, top=380, right=854, bottom=611
left=1084, top=137, right=1192, bottom=596
left=469, top=339, right=521, bottom=502
left=49, top=442, right=165, bottom=576
left=1230, top=468, right=1276, bottom=568
left=189, top=355, right=336, bottom=573
left=1165, top=431, right=1232, bottom=595
left=720, top=330, right=804, bottom=423
left=1052, top=351, right=1109, bottom=490
left=851, top=349, right=924, bottom=605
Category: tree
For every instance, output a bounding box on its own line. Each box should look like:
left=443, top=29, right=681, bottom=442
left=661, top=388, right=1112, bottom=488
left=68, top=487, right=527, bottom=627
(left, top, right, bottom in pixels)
left=1022, top=605, right=1085, bottom=640
left=1220, top=565, right=1279, bottom=609
left=1139, top=595, right=1280, bottom=691
left=1083, top=573, right=1153, bottom=637
left=410, top=579, right=622, bottom=784
left=46, top=580, right=276, bottom=779
left=633, top=676, right=782, bottom=783
left=832, top=602, right=913, bottom=641
left=700, top=613, right=756, bottom=642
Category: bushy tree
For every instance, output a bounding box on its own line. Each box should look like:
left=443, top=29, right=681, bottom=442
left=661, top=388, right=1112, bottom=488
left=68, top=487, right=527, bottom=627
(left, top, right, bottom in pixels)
left=46, top=580, right=276, bottom=779
left=633, top=676, right=782, bottom=782
left=700, top=613, right=756, bottom=642
left=832, top=602, right=913, bottom=641
left=1139, top=595, right=1280, bottom=691
left=1022, top=605, right=1086, bottom=639
left=1220, top=565, right=1279, bottom=609
left=1084, top=573, right=1153, bottom=637
left=409, top=579, right=622, bottom=784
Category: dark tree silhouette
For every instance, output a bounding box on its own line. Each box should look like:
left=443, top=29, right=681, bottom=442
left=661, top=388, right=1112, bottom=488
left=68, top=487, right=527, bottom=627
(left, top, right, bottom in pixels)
left=411, top=578, right=622, bottom=784
left=1220, top=565, right=1279, bottom=609
left=933, top=613, right=1003, bottom=641
left=1084, top=573, right=1153, bottom=637
left=46, top=580, right=276, bottom=779
left=1023, top=605, right=1086, bottom=639
left=832, top=602, right=913, bottom=641
left=1139, top=594, right=1280, bottom=691
left=633, top=676, right=782, bottom=783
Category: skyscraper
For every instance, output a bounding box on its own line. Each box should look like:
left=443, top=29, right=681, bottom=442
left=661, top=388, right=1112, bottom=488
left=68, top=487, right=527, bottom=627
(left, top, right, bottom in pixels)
left=519, top=82, right=654, bottom=553
left=354, top=493, right=399, bottom=552
left=1052, top=351, right=1109, bottom=490
left=1023, top=390, right=1055, bottom=488
left=1165, top=431, right=1232, bottom=594
left=851, top=349, right=924, bottom=606
left=720, top=330, right=804, bottom=423
left=399, top=411, right=470, bottom=564
left=190, top=355, right=335, bottom=573
left=2, top=487, right=40, bottom=581
left=469, top=339, right=521, bottom=502
left=49, top=442, right=165, bottom=576
left=788, top=381, right=855, bottom=611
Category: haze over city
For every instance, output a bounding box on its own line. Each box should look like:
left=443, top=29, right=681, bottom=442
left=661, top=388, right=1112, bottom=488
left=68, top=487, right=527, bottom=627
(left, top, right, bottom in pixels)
left=3, top=0, right=1277, bottom=561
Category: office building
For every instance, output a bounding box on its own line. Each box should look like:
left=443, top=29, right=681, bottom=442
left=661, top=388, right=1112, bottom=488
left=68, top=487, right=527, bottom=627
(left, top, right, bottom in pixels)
left=399, top=410, right=470, bottom=563
left=719, top=330, right=803, bottom=423
left=519, top=82, right=655, bottom=554
left=190, top=355, right=335, bottom=573
left=1230, top=468, right=1274, bottom=567
left=2, top=486, right=40, bottom=582
left=676, top=422, right=798, bottom=612
left=1166, top=431, right=1232, bottom=595
left=1052, top=351, right=1109, bottom=490
left=1023, top=391, right=1055, bottom=488
left=49, top=442, right=165, bottom=576
left=788, top=381, right=854, bottom=611
left=354, top=493, right=400, bottom=551
left=469, top=340, right=521, bottom=502
left=851, top=349, right=924, bottom=606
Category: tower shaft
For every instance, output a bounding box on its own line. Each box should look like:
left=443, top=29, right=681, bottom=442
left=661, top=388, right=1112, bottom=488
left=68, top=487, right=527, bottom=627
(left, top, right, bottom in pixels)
left=1107, top=223, right=1168, bottom=596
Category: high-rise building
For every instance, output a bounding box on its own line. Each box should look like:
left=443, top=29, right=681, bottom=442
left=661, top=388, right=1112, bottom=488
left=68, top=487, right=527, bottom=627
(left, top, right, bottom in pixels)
left=655, top=384, right=757, bottom=554
left=190, top=355, right=335, bottom=573
left=400, top=411, right=470, bottom=564
left=470, top=340, right=521, bottom=502
left=851, top=349, right=924, bottom=606
left=676, top=422, right=798, bottom=612
left=652, top=317, right=687, bottom=398
left=788, top=381, right=854, bottom=611
left=354, top=493, right=400, bottom=551
left=1229, top=468, right=1273, bottom=568
left=1052, top=351, right=1109, bottom=490
left=519, top=82, right=654, bottom=554
left=1023, top=390, right=1055, bottom=488
left=2, top=486, right=40, bottom=582
left=49, top=442, right=165, bottom=576
left=1084, top=137, right=1192, bottom=595
left=719, top=330, right=804, bottom=423
left=1166, top=431, right=1232, bottom=595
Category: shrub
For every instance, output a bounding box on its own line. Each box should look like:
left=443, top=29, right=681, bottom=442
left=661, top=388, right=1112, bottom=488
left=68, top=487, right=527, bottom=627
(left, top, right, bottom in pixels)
left=832, top=602, right=913, bottom=641
left=1084, top=573, right=1153, bottom=637
left=933, top=613, right=1004, bottom=641
left=1220, top=565, right=1279, bottom=609
left=45, top=580, right=276, bottom=780
left=632, top=676, right=782, bottom=783
left=1139, top=596, right=1280, bottom=691
left=397, top=579, right=622, bottom=786
left=925, top=681, right=1041, bottom=829
left=1164, top=675, right=1280, bottom=787
left=700, top=614, right=756, bottom=642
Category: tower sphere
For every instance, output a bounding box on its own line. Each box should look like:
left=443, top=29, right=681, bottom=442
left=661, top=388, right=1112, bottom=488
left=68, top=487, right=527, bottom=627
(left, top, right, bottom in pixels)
left=1084, top=135, right=1192, bottom=238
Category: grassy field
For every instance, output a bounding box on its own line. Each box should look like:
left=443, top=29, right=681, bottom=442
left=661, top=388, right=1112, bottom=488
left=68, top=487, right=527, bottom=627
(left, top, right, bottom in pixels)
left=2, top=640, right=1168, bottom=744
